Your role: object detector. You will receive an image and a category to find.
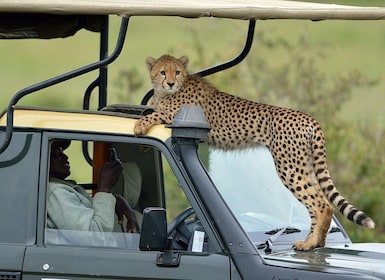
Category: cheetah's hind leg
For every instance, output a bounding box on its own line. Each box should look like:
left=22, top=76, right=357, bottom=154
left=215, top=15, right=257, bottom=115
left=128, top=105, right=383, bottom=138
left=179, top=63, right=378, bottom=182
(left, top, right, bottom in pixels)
left=293, top=200, right=333, bottom=251
left=277, top=165, right=333, bottom=251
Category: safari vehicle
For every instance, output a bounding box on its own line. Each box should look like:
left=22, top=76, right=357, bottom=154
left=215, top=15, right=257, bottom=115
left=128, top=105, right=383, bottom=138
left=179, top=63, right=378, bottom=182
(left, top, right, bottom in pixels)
left=1, top=1, right=385, bottom=279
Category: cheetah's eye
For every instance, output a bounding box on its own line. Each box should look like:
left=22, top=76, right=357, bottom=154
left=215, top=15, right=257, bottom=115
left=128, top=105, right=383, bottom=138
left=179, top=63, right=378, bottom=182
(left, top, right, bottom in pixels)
left=160, top=71, right=166, bottom=75
left=175, top=70, right=181, bottom=75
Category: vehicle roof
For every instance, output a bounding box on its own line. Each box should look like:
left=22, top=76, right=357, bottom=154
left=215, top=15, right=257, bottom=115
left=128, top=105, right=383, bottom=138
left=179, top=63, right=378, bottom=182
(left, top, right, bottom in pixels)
left=0, top=107, right=171, bottom=142
left=1, top=0, right=385, bottom=20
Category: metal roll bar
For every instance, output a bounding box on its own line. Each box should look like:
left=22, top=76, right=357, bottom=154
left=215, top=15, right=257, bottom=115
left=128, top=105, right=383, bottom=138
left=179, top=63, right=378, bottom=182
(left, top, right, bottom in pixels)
left=82, top=16, right=110, bottom=165
left=0, top=16, right=129, bottom=154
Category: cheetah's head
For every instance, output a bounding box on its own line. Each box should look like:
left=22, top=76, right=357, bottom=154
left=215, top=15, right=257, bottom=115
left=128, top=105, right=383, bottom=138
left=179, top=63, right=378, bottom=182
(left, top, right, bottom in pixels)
left=146, top=55, right=189, bottom=95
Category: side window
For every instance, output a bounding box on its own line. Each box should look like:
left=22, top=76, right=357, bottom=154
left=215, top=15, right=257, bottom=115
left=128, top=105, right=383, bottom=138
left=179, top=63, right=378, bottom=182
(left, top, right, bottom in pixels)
left=45, top=139, right=142, bottom=248
left=44, top=137, right=194, bottom=250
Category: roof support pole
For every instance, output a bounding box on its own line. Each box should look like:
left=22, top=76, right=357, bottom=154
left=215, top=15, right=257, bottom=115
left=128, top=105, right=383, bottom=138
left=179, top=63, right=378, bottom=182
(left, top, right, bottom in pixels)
left=83, top=15, right=110, bottom=110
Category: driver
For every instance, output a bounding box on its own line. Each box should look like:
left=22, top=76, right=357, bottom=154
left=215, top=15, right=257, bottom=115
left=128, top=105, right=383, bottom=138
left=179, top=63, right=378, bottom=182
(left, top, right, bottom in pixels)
left=47, top=139, right=137, bottom=233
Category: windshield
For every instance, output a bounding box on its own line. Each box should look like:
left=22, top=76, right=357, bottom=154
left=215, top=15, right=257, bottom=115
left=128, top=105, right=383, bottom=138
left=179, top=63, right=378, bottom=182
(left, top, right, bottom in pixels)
left=205, top=146, right=349, bottom=247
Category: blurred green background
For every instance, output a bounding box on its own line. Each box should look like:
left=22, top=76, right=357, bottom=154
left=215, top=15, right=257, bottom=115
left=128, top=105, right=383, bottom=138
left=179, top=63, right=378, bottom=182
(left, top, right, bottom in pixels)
left=1, top=0, right=384, bottom=242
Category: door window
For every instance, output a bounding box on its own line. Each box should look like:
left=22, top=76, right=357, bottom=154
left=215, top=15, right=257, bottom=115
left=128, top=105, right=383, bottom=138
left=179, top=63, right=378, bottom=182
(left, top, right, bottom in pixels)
left=44, top=138, right=192, bottom=250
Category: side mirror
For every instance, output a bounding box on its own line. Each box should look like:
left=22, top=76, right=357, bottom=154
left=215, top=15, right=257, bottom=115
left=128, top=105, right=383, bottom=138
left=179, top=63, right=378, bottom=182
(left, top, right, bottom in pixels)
left=139, top=207, right=168, bottom=251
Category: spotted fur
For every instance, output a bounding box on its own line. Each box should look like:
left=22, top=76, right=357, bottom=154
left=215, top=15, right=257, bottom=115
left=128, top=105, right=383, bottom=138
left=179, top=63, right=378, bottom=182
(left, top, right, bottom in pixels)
left=135, top=54, right=375, bottom=251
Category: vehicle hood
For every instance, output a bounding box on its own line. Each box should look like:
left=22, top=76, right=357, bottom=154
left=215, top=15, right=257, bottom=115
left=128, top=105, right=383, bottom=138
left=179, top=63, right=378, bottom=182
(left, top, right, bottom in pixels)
left=264, top=243, right=385, bottom=278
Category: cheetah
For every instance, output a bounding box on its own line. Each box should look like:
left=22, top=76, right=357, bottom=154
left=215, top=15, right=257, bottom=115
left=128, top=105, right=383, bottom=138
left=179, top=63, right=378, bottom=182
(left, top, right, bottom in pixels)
left=134, top=54, right=375, bottom=251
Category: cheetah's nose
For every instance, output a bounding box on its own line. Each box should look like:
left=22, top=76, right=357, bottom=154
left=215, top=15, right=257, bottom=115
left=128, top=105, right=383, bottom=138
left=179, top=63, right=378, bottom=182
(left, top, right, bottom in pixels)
left=167, top=82, right=175, bottom=88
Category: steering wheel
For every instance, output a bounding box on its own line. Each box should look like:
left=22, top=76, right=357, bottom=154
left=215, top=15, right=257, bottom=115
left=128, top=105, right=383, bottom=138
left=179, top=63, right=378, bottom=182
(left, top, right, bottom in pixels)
left=167, top=206, right=196, bottom=250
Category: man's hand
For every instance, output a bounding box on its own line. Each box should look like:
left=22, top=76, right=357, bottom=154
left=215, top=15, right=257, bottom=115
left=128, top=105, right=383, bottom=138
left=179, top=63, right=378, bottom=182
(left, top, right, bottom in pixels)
left=114, top=195, right=138, bottom=233
left=97, top=161, right=122, bottom=193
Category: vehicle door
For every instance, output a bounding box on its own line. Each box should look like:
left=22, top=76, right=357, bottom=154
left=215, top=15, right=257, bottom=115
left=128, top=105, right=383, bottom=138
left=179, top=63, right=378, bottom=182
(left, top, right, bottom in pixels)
left=22, top=132, right=231, bottom=280
left=0, top=132, right=41, bottom=279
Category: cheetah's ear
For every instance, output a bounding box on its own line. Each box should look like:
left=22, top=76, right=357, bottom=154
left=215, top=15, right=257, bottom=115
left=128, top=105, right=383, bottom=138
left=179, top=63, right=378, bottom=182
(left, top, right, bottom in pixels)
left=179, top=56, right=189, bottom=68
left=145, top=57, right=157, bottom=71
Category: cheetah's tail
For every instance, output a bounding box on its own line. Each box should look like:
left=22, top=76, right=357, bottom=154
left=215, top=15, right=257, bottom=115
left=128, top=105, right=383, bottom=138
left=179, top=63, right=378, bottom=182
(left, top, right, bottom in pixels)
left=315, top=157, right=375, bottom=229
left=310, top=125, right=375, bottom=229
left=326, top=183, right=375, bottom=229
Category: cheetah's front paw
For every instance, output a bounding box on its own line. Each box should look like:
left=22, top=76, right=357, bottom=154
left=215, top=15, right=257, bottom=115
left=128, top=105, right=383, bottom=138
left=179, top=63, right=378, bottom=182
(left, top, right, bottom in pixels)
left=134, top=119, right=150, bottom=135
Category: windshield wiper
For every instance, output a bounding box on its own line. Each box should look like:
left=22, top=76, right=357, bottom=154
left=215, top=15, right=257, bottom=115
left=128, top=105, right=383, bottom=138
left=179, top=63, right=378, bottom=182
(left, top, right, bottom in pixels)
left=258, top=226, right=301, bottom=253
left=258, top=226, right=339, bottom=253
left=329, top=226, right=341, bottom=233
left=265, top=226, right=301, bottom=235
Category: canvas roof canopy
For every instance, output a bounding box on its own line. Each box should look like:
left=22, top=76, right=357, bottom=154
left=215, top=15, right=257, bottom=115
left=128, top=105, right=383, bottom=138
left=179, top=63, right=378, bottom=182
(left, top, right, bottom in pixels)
left=1, top=0, right=385, bottom=19
left=1, top=0, right=385, bottom=38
